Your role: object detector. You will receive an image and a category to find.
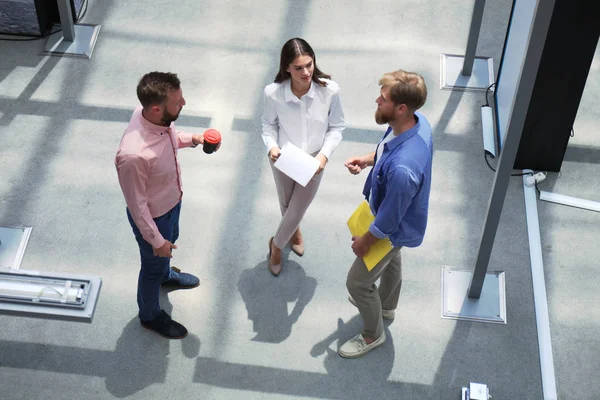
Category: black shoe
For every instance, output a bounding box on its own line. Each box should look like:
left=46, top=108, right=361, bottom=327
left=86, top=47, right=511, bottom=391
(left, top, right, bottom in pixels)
left=162, top=266, right=200, bottom=290
left=140, top=310, right=188, bottom=339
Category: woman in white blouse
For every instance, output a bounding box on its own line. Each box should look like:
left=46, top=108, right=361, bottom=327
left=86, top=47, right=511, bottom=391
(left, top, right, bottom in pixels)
left=261, top=38, right=345, bottom=276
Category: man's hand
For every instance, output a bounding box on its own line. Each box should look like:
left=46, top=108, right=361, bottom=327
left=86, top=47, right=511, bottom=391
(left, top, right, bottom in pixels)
left=345, top=156, right=369, bottom=175
left=351, top=232, right=378, bottom=258
left=153, top=240, right=177, bottom=258
left=315, top=153, right=328, bottom=175
left=192, top=134, right=204, bottom=146
left=193, top=134, right=221, bottom=152
left=269, top=146, right=281, bottom=162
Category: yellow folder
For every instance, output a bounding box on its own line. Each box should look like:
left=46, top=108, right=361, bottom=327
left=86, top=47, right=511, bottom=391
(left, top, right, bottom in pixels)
left=347, top=200, right=393, bottom=271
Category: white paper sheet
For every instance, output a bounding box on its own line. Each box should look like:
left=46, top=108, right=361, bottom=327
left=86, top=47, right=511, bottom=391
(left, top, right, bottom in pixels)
left=273, top=142, right=320, bottom=187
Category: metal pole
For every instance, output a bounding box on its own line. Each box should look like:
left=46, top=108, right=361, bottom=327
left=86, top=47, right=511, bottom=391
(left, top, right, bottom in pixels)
left=462, top=0, right=486, bottom=76
left=57, top=0, right=76, bottom=41
left=468, top=0, right=556, bottom=298
left=523, top=171, right=558, bottom=400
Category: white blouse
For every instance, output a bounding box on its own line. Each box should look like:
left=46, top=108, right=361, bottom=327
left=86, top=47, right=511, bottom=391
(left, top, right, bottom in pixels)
left=261, top=78, right=345, bottom=159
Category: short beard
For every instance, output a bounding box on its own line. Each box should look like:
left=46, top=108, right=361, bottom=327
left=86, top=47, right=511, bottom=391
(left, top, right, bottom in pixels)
left=162, top=109, right=181, bottom=126
left=375, top=109, right=392, bottom=125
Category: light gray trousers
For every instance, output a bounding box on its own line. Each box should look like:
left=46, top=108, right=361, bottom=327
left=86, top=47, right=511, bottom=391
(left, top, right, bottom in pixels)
left=270, top=159, right=323, bottom=249
left=346, top=246, right=403, bottom=339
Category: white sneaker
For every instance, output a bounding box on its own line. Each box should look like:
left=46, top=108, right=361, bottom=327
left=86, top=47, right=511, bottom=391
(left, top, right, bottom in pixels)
left=347, top=296, right=395, bottom=320
left=338, top=332, right=386, bottom=358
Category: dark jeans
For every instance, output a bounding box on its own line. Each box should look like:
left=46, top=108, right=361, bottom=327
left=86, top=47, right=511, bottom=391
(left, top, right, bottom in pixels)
left=127, top=202, right=181, bottom=321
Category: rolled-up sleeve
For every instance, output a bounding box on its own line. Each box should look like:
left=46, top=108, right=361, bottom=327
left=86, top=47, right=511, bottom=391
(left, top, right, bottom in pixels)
left=369, top=166, right=418, bottom=240
left=319, top=91, right=345, bottom=159
left=261, top=88, right=279, bottom=153
left=115, top=154, right=165, bottom=249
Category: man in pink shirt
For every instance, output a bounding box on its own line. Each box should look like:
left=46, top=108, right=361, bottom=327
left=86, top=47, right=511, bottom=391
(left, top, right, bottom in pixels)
left=115, top=72, right=218, bottom=339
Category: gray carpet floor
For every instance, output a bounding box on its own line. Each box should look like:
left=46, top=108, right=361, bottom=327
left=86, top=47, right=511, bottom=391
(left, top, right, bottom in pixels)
left=1, top=1, right=598, bottom=399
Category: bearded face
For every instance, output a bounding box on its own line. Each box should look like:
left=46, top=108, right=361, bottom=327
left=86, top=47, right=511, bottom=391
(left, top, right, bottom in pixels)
left=161, top=88, right=185, bottom=126
left=375, top=86, right=397, bottom=125
left=375, top=106, right=394, bottom=125
left=162, top=107, right=182, bottom=125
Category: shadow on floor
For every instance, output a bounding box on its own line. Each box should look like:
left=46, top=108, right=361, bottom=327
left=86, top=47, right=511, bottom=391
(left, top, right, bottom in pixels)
left=238, top=259, right=317, bottom=343
left=193, top=315, right=439, bottom=399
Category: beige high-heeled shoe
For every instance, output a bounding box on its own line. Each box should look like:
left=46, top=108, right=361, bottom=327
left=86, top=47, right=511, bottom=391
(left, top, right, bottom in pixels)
left=290, top=230, right=304, bottom=257
left=268, top=237, right=282, bottom=276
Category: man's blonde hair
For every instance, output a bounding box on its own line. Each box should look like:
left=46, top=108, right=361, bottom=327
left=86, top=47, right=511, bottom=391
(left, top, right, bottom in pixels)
left=379, top=70, right=427, bottom=111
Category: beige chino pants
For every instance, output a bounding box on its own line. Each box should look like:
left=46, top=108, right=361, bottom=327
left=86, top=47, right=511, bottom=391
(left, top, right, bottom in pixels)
left=270, top=158, right=324, bottom=249
left=346, top=246, right=403, bottom=340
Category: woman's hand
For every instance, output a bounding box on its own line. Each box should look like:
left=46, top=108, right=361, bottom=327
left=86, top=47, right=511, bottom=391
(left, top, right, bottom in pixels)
left=269, top=146, right=281, bottom=162
left=315, top=153, right=328, bottom=175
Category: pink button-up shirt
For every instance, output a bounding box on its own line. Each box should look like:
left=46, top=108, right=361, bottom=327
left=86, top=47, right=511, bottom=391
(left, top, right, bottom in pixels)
left=115, top=106, right=194, bottom=249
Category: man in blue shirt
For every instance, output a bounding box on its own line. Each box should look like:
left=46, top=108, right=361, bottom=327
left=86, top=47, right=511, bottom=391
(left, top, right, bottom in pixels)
left=340, top=70, right=433, bottom=358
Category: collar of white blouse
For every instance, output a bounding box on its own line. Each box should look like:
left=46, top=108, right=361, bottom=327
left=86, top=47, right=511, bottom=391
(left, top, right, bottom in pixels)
left=284, top=79, right=316, bottom=102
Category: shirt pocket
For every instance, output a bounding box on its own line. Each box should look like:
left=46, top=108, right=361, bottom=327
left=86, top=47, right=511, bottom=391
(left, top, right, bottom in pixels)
left=149, top=156, right=177, bottom=186
left=375, top=167, right=386, bottom=185
left=148, top=171, right=174, bottom=188
left=307, top=99, right=328, bottom=131
left=308, top=109, right=327, bottom=126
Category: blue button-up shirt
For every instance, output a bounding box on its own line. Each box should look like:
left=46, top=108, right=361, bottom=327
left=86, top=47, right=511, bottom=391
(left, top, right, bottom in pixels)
left=363, top=112, right=433, bottom=247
